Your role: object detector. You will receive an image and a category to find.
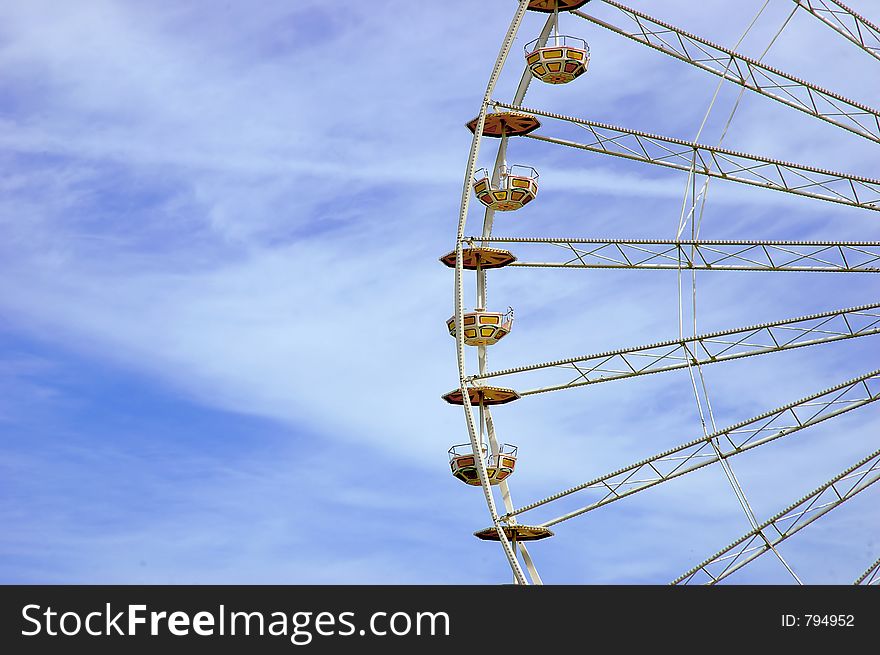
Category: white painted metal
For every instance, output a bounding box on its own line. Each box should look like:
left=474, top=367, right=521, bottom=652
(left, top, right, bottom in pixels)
left=492, top=101, right=880, bottom=211
left=791, top=0, right=880, bottom=62
left=453, top=0, right=880, bottom=585
left=454, top=0, right=533, bottom=586
left=497, top=369, right=880, bottom=523
left=574, top=1, right=880, bottom=142
left=466, top=9, right=557, bottom=586
left=673, top=446, right=880, bottom=584
left=471, top=302, right=880, bottom=395
left=470, top=237, right=880, bottom=272
left=854, top=555, right=880, bottom=585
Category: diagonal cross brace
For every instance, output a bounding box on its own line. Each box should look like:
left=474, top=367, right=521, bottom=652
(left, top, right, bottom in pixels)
left=791, top=0, right=880, bottom=62
left=499, top=370, right=880, bottom=524
left=673, top=446, right=880, bottom=584
left=491, top=101, right=880, bottom=212
left=575, top=1, right=880, bottom=141
left=470, top=302, right=880, bottom=396
left=471, top=237, right=880, bottom=272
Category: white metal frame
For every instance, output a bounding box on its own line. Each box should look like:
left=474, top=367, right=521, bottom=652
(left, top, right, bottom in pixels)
left=575, top=1, right=880, bottom=143
left=452, top=0, right=879, bottom=585
left=468, top=237, right=880, bottom=272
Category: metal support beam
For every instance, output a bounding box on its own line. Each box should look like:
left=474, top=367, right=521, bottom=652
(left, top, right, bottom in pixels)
left=573, top=1, right=880, bottom=142
left=499, top=369, right=880, bottom=524
left=453, top=0, right=533, bottom=587
left=854, top=555, right=880, bottom=585
left=491, top=101, right=880, bottom=212
left=467, top=237, right=880, bottom=272
left=673, top=446, right=880, bottom=584
left=791, top=0, right=880, bottom=62
left=470, top=302, right=880, bottom=396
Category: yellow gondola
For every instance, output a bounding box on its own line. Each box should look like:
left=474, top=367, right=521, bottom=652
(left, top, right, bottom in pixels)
left=448, top=443, right=518, bottom=486
left=447, top=307, right=514, bottom=346
left=525, top=35, right=590, bottom=85
left=473, top=165, right=539, bottom=211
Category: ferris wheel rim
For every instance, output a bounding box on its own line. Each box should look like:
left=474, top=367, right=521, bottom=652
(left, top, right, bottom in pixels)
left=450, top=0, right=880, bottom=585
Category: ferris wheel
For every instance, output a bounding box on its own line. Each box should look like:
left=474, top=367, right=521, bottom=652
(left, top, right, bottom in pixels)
left=441, top=0, right=880, bottom=585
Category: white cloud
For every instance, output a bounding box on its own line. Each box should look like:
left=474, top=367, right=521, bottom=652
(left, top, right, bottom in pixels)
left=0, top=0, right=878, bottom=584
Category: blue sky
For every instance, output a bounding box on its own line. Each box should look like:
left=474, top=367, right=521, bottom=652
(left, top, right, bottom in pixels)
left=0, top=0, right=878, bottom=584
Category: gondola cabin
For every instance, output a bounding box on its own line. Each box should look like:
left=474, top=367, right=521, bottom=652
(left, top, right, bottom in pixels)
left=525, top=35, right=590, bottom=84
left=447, top=307, right=514, bottom=346
left=449, top=443, right=518, bottom=486
left=473, top=165, right=539, bottom=211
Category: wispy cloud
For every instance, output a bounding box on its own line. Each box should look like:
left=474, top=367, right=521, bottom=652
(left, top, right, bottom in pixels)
left=1, top=0, right=878, bottom=584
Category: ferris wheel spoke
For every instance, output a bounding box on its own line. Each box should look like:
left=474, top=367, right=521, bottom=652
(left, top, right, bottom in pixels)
left=854, top=554, right=880, bottom=585
left=456, top=0, right=876, bottom=585
left=483, top=406, right=518, bottom=515
left=469, top=303, right=880, bottom=395
left=790, top=0, right=880, bottom=62
left=497, top=369, right=880, bottom=524
left=572, top=1, right=880, bottom=142
left=490, top=100, right=880, bottom=211
left=672, top=446, right=880, bottom=584
left=454, top=0, right=535, bottom=587
left=470, top=237, right=880, bottom=271
left=517, top=542, right=544, bottom=585
left=464, top=13, right=560, bottom=587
